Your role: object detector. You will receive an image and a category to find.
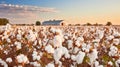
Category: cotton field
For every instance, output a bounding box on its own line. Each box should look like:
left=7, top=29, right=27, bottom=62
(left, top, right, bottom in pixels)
left=0, top=24, right=120, bottom=67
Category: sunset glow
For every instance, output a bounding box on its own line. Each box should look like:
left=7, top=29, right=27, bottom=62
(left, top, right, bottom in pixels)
left=0, top=0, right=120, bottom=24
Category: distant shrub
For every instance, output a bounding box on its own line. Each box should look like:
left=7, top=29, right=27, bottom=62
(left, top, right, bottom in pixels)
left=0, top=18, right=9, bottom=25
left=75, top=24, right=81, bottom=26
left=36, top=21, right=41, bottom=25
left=106, top=22, right=112, bottom=26
left=86, top=23, right=92, bottom=26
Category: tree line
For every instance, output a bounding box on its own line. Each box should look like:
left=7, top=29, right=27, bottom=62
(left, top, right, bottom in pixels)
left=68, top=22, right=112, bottom=26
left=0, top=18, right=113, bottom=26
left=0, top=18, right=9, bottom=25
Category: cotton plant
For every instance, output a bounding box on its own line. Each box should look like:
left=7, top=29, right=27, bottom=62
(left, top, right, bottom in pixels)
left=0, top=24, right=120, bottom=67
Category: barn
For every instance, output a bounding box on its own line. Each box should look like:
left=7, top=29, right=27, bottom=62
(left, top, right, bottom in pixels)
left=42, top=20, right=65, bottom=25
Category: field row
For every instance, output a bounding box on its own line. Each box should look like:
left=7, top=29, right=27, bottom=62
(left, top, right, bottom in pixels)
left=0, top=24, right=120, bottom=67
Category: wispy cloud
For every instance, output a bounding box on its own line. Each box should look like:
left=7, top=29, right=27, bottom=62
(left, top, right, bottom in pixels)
left=0, top=4, right=58, bottom=13
left=0, top=4, right=59, bottom=24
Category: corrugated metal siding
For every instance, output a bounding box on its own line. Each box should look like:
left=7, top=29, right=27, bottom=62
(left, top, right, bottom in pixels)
left=42, top=20, right=63, bottom=25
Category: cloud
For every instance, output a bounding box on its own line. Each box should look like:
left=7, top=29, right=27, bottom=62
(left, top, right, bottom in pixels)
left=0, top=4, right=59, bottom=24
left=0, top=4, right=58, bottom=13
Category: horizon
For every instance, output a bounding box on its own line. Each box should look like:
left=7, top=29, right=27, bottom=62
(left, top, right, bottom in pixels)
left=0, top=0, right=120, bottom=25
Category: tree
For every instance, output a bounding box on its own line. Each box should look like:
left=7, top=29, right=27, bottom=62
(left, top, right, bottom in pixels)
left=94, top=23, right=98, bottom=26
left=0, top=18, right=9, bottom=25
left=75, top=24, right=80, bottom=26
left=86, top=22, right=92, bottom=26
left=36, top=21, right=41, bottom=25
left=106, top=22, right=112, bottom=26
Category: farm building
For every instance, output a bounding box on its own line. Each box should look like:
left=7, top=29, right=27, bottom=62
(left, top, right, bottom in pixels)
left=42, top=20, right=65, bottom=25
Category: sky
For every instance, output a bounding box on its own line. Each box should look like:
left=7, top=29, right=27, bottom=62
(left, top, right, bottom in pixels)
left=0, top=0, right=120, bottom=24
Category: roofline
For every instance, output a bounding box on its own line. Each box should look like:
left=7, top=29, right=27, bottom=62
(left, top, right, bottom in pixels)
left=43, top=20, right=64, bottom=22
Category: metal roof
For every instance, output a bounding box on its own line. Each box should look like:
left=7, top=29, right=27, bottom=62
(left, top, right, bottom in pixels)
left=42, top=20, right=63, bottom=25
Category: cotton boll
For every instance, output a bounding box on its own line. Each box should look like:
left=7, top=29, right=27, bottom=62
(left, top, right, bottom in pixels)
left=4, top=51, right=8, bottom=55
left=38, top=39, right=41, bottom=45
left=16, top=34, right=22, bottom=40
left=2, top=34, right=9, bottom=40
left=33, top=40, right=37, bottom=46
left=53, top=35, right=63, bottom=48
left=53, top=46, right=70, bottom=63
left=46, top=63, right=54, bottom=67
left=33, top=55, right=40, bottom=61
left=115, top=59, right=120, bottom=67
left=94, top=43, right=99, bottom=48
left=30, top=62, right=41, bottom=67
left=33, top=51, right=37, bottom=55
left=9, top=32, right=15, bottom=38
left=106, top=35, right=114, bottom=41
left=0, top=58, right=8, bottom=67
left=18, top=65, right=22, bottom=67
left=39, top=52, right=43, bottom=57
left=71, top=55, right=76, bottom=61
left=3, top=31, right=7, bottom=36
left=27, top=34, right=36, bottom=42
left=6, top=57, right=12, bottom=63
left=17, top=44, right=21, bottom=50
left=32, top=51, right=41, bottom=61
left=85, top=44, right=91, bottom=52
left=6, top=24, right=12, bottom=29
left=94, top=61, right=99, bottom=67
left=3, top=24, right=12, bottom=32
left=54, top=47, right=63, bottom=63
left=16, top=54, right=29, bottom=64
left=108, top=61, right=113, bottom=66
left=113, top=39, right=119, bottom=45
left=75, top=36, right=84, bottom=47
left=34, top=32, right=38, bottom=38
left=67, top=40, right=73, bottom=49
left=50, top=28, right=64, bottom=47
left=76, top=51, right=85, bottom=64
left=14, top=41, right=21, bottom=50
left=98, top=65, right=104, bottom=67
left=75, top=40, right=81, bottom=47
left=82, top=43, right=87, bottom=51
left=58, top=61, right=62, bottom=67
left=36, top=46, right=40, bottom=49
left=42, top=39, right=48, bottom=46
left=17, top=29, right=22, bottom=34
left=64, top=35, right=68, bottom=40
left=62, top=47, right=70, bottom=58
left=113, top=31, right=120, bottom=37
left=73, top=47, right=80, bottom=54
left=50, top=27, right=56, bottom=33
left=21, top=31, right=24, bottom=35
left=108, top=46, right=118, bottom=56
left=77, top=37, right=84, bottom=42
left=65, top=51, right=70, bottom=58
left=28, top=30, right=33, bottom=34
left=98, top=31, right=104, bottom=39
left=45, top=45, right=54, bottom=53
left=70, top=64, right=74, bottom=67
left=6, top=38, right=11, bottom=43
left=55, top=29, right=63, bottom=35
left=94, top=61, right=104, bottom=67
left=88, top=49, right=98, bottom=64
left=0, top=26, right=5, bottom=32
left=26, top=30, right=37, bottom=41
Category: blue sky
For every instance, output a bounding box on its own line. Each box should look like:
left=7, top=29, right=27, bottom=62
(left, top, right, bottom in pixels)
left=0, top=0, right=120, bottom=24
